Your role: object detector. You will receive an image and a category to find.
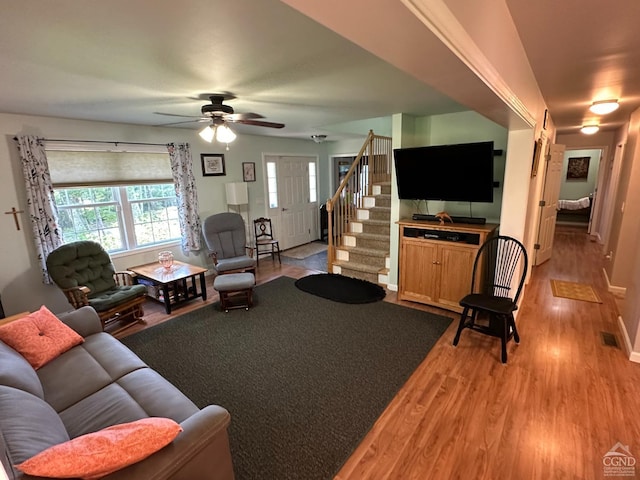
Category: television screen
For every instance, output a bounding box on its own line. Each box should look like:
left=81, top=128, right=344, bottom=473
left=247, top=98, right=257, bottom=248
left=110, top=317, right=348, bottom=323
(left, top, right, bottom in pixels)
left=393, top=141, right=494, bottom=202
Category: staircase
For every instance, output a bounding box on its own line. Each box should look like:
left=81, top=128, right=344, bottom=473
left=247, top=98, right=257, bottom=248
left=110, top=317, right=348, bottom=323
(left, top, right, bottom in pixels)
left=325, top=130, right=393, bottom=287
left=331, top=182, right=391, bottom=285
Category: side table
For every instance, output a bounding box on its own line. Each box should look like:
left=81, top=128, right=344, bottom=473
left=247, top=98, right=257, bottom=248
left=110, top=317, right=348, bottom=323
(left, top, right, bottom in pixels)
left=128, top=261, right=208, bottom=314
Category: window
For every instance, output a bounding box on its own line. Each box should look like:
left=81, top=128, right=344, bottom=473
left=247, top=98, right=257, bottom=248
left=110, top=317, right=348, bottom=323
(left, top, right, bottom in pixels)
left=308, top=161, right=317, bottom=203
left=53, top=185, right=179, bottom=253
left=47, top=143, right=178, bottom=253
left=266, top=161, right=278, bottom=208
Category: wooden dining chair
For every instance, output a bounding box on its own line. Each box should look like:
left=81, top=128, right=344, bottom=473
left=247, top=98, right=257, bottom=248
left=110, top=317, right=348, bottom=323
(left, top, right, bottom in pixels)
left=452, top=235, right=529, bottom=363
left=253, top=217, right=281, bottom=266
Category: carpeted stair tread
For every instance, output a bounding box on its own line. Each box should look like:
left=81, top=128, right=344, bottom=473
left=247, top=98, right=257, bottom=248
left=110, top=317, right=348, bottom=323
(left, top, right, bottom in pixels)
left=376, top=182, right=392, bottom=195
left=367, top=206, right=391, bottom=213
left=337, top=267, right=380, bottom=284
left=333, top=260, right=383, bottom=274
left=371, top=194, right=391, bottom=207
left=347, top=232, right=389, bottom=241
left=355, top=219, right=390, bottom=236
left=337, top=246, right=388, bottom=257
left=365, top=207, right=392, bottom=221
left=357, top=219, right=390, bottom=227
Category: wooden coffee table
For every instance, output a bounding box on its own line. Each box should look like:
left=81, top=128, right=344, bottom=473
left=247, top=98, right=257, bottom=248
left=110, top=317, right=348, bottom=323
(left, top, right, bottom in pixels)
left=128, top=261, right=208, bottom=314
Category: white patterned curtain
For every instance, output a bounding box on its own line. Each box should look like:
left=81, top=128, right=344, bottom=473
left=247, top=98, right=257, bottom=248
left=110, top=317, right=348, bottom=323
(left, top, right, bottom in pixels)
left=16, top=135, right=63, bottom=284
left=167, top=143, right=201, bottom=253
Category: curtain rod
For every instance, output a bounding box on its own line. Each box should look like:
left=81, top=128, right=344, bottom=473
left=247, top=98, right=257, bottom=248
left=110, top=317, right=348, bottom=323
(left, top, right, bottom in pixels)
left=12, top=137, right=170, bottom=147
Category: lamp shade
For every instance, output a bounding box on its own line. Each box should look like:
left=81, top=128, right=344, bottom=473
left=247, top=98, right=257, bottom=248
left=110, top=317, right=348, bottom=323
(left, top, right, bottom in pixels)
left=199, top=125, right=215, bottom=142
left=217, top=124, right=237, bottom=143
left=225, top=182, right=248, bottom=205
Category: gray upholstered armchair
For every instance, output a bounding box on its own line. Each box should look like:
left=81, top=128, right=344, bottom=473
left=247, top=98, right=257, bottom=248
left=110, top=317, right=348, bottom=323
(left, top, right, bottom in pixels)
left=202, top=212, right=256, bottom=275
left=46, top=240, right=146, bottom=332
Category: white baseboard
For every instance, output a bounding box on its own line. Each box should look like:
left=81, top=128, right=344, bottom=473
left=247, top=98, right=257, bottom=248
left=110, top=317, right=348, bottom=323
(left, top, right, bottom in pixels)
left=603, top=267, right=626, bottom=298
left=618, top=315, right=640, bottom=363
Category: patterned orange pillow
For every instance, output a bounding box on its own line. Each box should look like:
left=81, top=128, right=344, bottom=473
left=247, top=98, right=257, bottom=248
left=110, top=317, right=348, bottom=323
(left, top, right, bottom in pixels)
left=0, top=305, right=84, bottom=369
left=15, top=417, right=183, bottom=479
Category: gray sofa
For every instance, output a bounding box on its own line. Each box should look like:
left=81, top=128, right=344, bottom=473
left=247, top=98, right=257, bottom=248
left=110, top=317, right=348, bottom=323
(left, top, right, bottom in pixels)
left=0, top=306, right=235, bottom=480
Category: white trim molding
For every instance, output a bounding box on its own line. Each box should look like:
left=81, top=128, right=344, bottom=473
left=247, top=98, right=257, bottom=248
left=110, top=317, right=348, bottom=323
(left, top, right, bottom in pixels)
left=401, top=0, right=535, bottom=128
left=618, top=315, right=640, bottom=363
left=603, top=267, right=626, bottom=298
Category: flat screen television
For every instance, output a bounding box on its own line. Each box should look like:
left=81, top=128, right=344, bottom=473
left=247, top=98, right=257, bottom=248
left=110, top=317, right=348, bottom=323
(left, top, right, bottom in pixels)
left=393, top=141, right=495, bottom=202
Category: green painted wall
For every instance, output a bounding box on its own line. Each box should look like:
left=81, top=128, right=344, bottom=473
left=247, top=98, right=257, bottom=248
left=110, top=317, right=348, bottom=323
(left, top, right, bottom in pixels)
left=399, top=110, right=508, bottom=224
left=560, top=148, right=600, bottom=200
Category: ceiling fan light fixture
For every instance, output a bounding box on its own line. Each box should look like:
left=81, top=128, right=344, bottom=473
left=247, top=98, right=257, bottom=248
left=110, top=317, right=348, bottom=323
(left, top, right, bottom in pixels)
left=216, top=124, right=236, bottom=144
left=199, top=125, right=215, bottom=142
left=311, top=134, right=327, bottom=143
left=589, top=100, right=619, bottom=115
left=580, top=124, right=600, bottom=135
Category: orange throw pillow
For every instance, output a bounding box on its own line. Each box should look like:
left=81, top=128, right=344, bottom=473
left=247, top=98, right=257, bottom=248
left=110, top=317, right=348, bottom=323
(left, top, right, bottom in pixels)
left=0, top=305, right=84, bottom=369
left=16, top=417, right=183, bottom=479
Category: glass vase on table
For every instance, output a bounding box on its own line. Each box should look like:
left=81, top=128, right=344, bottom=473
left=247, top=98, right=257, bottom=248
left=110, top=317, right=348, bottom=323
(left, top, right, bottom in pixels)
left=158, top=251, right=174, bottom=272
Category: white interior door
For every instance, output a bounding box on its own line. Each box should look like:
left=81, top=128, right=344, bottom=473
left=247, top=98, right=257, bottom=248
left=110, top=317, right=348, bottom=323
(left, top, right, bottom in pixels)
left=535, top=143, right=565, bottom=265
left=265, top=155, right=316, bottom=250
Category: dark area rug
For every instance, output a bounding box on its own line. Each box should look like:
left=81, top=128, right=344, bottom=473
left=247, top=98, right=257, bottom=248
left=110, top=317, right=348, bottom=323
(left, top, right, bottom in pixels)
left=295, top=273, right=386, bottom=303
left=122, top=276, right=452, bottom=480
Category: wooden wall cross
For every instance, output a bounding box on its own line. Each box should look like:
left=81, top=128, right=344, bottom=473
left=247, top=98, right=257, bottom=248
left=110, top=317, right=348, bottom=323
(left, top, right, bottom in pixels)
left=4, top=207, right=25, bottom=231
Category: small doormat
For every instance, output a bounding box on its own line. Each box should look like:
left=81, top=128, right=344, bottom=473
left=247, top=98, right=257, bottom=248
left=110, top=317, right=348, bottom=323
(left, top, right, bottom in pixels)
left=550, top=279, right=602, bottom=303
left=295, top=273, right=386, bottom=304
left=283, top=242, right=327, bottom=259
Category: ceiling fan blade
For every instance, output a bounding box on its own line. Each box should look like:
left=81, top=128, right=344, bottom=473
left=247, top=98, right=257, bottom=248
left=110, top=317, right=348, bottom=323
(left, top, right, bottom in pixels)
left=233, top=119, right=285, bottom=129
left=226, top=112, right=264, bottom=121
left=154, top=111, right=203, bottom=119
left=154, top=119, right=209, bottom=127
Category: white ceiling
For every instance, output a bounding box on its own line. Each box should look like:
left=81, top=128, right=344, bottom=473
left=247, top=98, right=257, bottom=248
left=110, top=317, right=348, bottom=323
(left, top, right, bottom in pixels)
left=1, top=0, right=639, bottom=140
left=506, top=0, right=640, bottom=134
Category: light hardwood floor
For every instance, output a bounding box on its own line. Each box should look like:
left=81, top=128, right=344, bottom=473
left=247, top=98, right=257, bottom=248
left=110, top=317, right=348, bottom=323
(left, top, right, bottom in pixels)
left=117, top=225, right=640, bottom=480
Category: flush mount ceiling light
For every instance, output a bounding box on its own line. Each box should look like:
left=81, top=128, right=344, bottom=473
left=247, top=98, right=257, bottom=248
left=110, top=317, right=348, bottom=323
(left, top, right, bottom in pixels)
left=580, top=124, right=600, bottom=135
left=311, top=134, right=327, bottom=143
left=589, top=100, right=619, bottom=115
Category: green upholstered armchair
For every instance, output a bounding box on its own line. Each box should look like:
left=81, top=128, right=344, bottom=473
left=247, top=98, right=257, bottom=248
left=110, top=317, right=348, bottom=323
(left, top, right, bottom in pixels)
left=46, top=240, right=147, bottom=332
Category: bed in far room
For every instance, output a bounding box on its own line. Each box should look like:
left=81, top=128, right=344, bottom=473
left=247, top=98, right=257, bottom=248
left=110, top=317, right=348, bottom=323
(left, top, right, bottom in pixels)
left=556, top=194, right=592, bottom=224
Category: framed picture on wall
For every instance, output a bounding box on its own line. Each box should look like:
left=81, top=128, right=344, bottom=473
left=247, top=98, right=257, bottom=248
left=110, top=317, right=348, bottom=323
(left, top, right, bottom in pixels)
left=531, top=138, right=543, bottom=177
left=566, top=156, right=590, bottom=180
left=242, top=162, right=256, bottom=182
left=201, top=154, right=226, bottom=176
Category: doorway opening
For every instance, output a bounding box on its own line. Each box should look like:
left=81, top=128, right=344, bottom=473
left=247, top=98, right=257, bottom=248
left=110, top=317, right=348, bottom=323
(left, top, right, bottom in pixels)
left=262, top=154, right=319, bottom=251
left=556, top=148, right=603, bottom=234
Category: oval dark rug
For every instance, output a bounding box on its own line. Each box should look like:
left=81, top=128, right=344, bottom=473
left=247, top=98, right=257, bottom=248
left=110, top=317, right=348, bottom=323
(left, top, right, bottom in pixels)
left=294, top=273, right=386, bottom=303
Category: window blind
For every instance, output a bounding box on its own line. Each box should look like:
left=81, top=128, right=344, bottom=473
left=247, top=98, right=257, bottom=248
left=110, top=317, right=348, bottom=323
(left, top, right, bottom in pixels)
left=47, top=146, right=172, bottom=187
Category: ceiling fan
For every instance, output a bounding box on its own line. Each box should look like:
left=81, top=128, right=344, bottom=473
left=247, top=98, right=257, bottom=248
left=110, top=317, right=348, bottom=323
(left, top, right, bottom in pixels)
left=155, top=93, right=285, bottom=147
left=155, top=93, right=285, bottom=139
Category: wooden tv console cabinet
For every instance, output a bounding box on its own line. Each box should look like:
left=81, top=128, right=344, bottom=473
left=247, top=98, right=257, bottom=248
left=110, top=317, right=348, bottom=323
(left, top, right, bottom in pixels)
left=397, top=219, right=498, bottom=313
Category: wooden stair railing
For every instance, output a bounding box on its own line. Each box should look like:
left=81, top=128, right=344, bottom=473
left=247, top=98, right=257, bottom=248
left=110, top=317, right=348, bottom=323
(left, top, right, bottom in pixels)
left=326, top=130, right=392, bottom=270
